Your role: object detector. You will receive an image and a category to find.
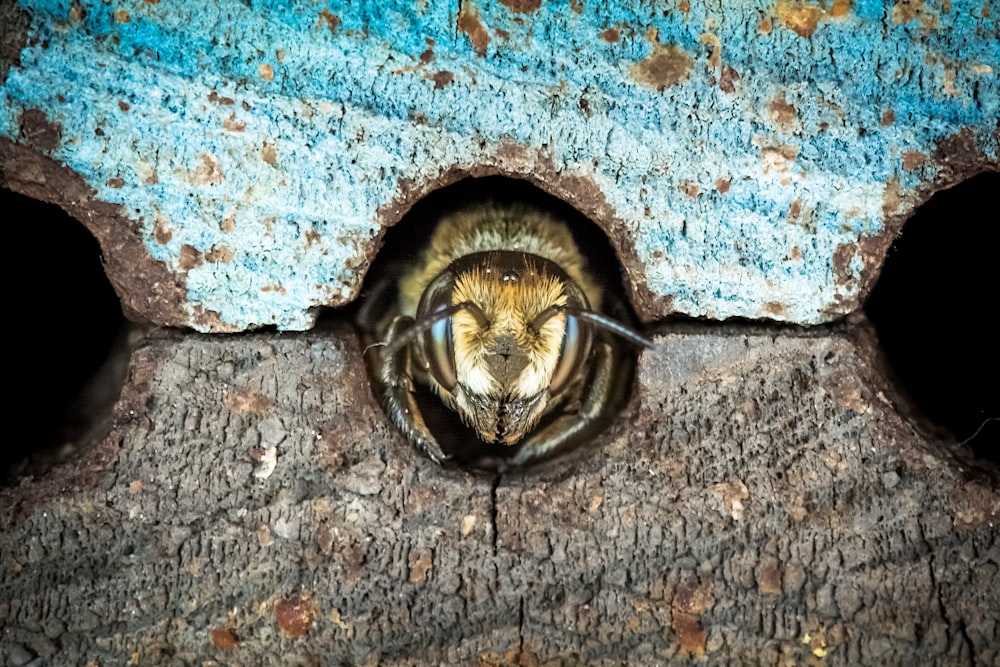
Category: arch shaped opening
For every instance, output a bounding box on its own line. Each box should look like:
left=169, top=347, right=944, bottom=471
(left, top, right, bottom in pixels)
left=351, top=175, right=645, bottom=470
left=865, top=171, right=999, bottom=464
left=2, top=187, right=128, bottom=484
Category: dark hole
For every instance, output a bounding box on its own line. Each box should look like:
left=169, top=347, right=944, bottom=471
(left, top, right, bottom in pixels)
left=2, top=187, right=127, bottom=483
left=342, top=175, right=642, bottom=471
left=865, top=171, right=999, bottom=464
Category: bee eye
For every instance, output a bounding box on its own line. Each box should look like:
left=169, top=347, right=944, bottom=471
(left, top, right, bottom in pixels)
left=549, top=313, right=593, bottom=395
left=422, top=306, right=457, bottom=390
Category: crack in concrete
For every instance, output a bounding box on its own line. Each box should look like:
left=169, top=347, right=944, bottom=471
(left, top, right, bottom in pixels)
left=490, top=472, right=501, bottom=557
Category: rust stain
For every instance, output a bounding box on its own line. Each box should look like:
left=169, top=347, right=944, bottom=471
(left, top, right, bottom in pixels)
left=305, top=230, right=321, bottom=245
left=774, top=0, right=851, bottom=37
left=225, top=387, right=272, bottom=414
left=222, top=113, right=245, bottom=132
left=220, top=214, right=237, bottom=233
left=759, top=17, right=773, bottom=33
left=678, top=0, right=691, bottom=12
left=261, top=143, right=278, bottom=166
left=420, top=38, right=435, bottom=64
left=458, top=2, right=490, bottom=57
left=763, top=301, right=786, bottom=316
left=715, top=177, right=731, bottom=193
left=768, top=93, right=797, bottom=128
left=599, top=27, right=621, bottom=43
left=831, top=243, right=856, bottom=285
left=107, top=177, right=124, bottom=188
left=671, top=580, right=713, bottom=656
left=881, top=108, right=895, bottom=126
left=408, top=550, right=433, bottom=584
left=775, top=1, right=822, bottom=37
left=882, top=176, right=901, bottom=217
left=757, top=566, right=784, bottom=594
left=789, top=246, right=801, bottom=260
left=829, top=0, right=851, bottom=16
left=788, top=198, right=802, bottom=220
left=699, top=33, right=721, bottom=70
left=630, top=29, right=693, bottom=91
left=208, top=90, right=235, bottom=106
left=192, top=152, right=224, bottom=185
left=274, top=594, right=318, bottom=639
left=718, top=64, right=739, bottom=93
left=498, top=0, right=542, bottom=13
left=205, top=245, right=235, bottom=263
left=154, top=214, right=173, bottom=244
left=891, top=0, right=923, bottom=23
left=760, top=143, right=799, bottom=174
left=678, top=181, right=700, bottom=199
left=432, top=70, right=454, bottom=89
left=178, top=244, right=204, bottom=270
left=258, top=62, right=274, bottom=81
left=210, top=627, right=239, bottom=650
left=113, top=8, right=131, bottom=23
left=902, top=151, right=926, bottom=170
left=261, top=283, right=287, bottom=294
left=674, top=580, right=714, bottom=614
left=318, top=7, right=340, bottom=35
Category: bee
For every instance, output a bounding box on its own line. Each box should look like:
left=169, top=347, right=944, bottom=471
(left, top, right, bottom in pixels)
left=364, top=202, right=651, bottom=466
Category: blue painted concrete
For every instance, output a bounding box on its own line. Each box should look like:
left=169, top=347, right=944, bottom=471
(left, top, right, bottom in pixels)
left=2, top=0, right=997, bottom=329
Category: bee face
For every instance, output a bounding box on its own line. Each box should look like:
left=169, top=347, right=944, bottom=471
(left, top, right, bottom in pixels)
left=366, top=202, right=650, bottom=466
left=413, top=251, right=593, bottom=444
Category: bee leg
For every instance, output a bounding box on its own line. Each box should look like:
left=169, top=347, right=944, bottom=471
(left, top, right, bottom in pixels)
left=379, top=316, right=449, bottom=463
left=512, top=339, right=624, bottom=466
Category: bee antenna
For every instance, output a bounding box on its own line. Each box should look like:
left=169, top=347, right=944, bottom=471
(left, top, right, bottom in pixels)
left=532, top=306, right=653, bottom=349
left=384, top=302, right=488, bottom=357
left=571, top=309, right=654, bottom=348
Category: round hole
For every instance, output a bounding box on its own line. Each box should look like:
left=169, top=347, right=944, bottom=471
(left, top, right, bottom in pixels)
left=866, top=171, right=999, bottom=463
left=349, top=176, right=645, bottom=470
left=3, top=187, right=127, bottom=483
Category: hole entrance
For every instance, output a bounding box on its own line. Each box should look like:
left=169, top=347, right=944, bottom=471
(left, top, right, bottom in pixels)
left=3, top=187, right=128, bottom=484
left=351, top=175, right=644, bottom=470
left=865, top=171, right=999, bottom=464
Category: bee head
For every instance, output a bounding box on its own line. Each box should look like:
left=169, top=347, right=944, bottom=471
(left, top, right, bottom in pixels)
left=412, top=251, right=594, bottom=445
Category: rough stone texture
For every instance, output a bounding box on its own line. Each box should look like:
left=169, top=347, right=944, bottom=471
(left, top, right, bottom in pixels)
left=1, top=1, right=997, bottom=330
left=1, top=324, right=997, bottom=665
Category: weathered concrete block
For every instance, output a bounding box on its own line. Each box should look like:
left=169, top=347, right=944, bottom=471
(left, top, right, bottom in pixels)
left=0, top=326, right=997, bottom=664
left=2, top=1, right=996, bottom=330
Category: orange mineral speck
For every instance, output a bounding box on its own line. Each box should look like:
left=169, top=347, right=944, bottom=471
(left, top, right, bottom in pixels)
left=275, top=594, right=318, bottom=639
